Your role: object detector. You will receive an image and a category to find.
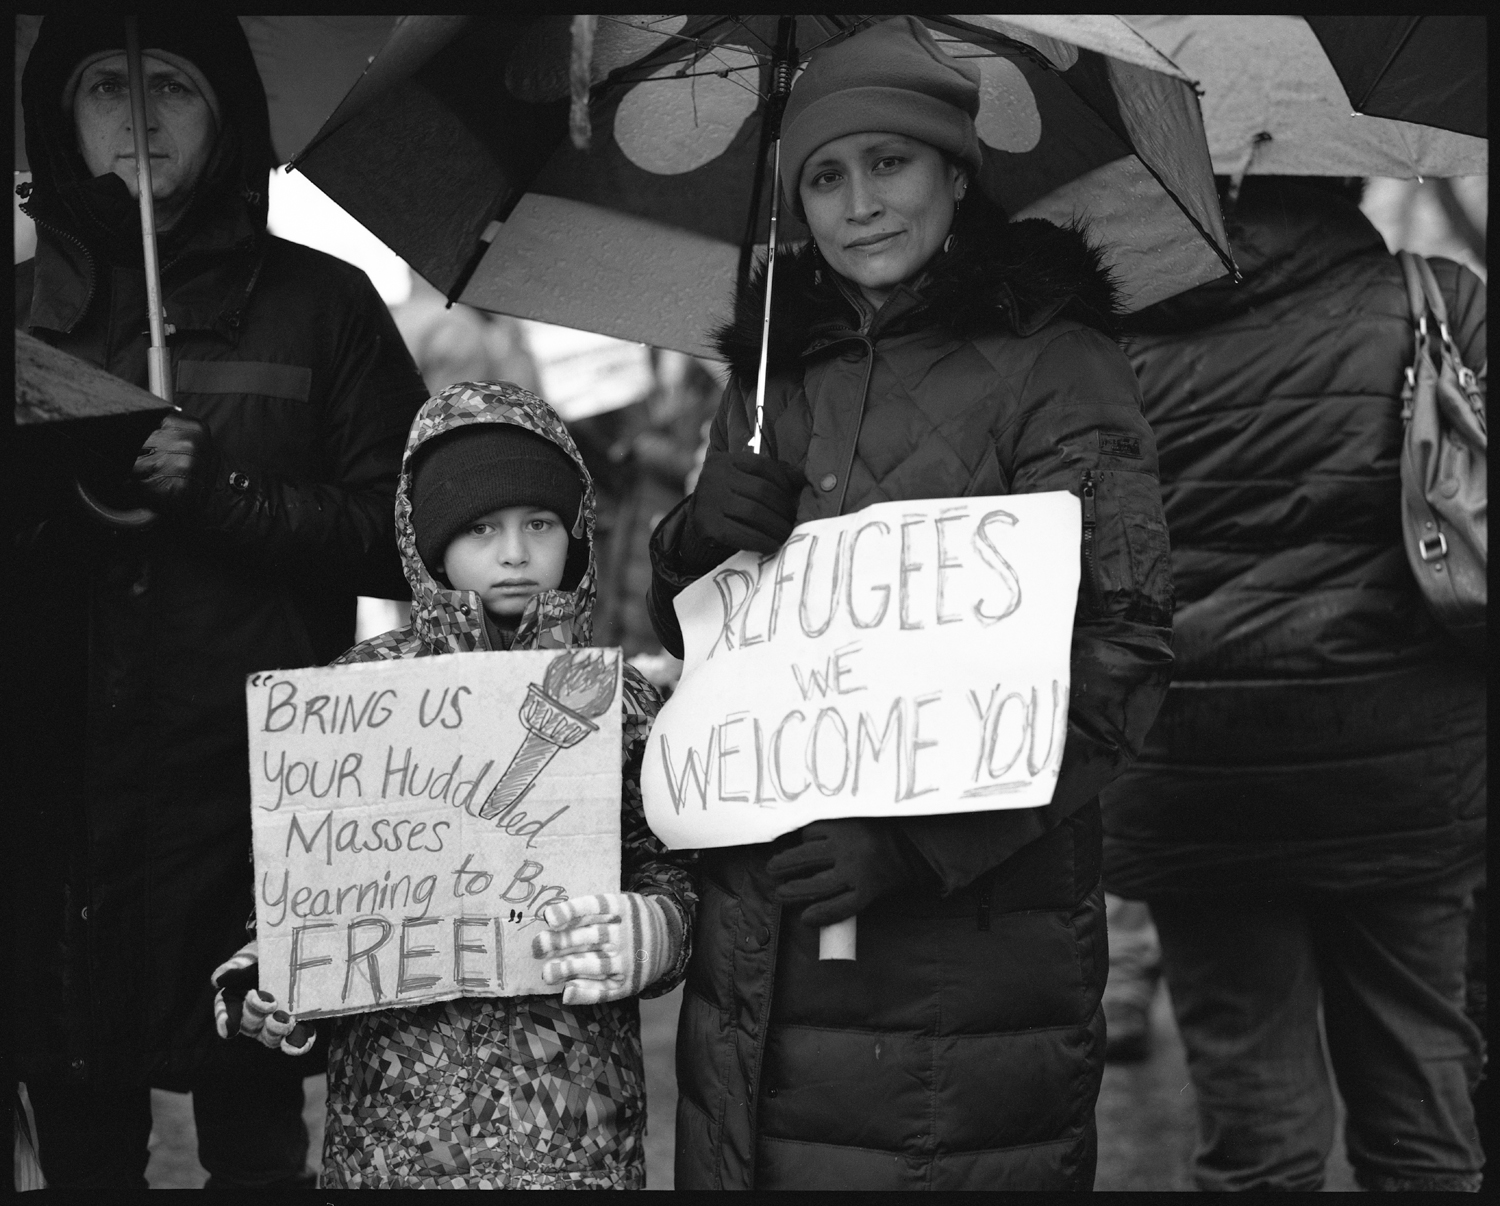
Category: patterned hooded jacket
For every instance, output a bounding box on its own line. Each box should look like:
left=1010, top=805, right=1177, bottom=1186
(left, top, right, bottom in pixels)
left=320, top=382, right=697, bottom=1189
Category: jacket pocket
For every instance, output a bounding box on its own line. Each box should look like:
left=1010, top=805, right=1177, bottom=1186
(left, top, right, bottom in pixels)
left=1079, top=470, right=1102, bottom=617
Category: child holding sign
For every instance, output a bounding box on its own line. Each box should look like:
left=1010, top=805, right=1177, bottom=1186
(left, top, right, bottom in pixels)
left=212, top=382, right=696, bottom=1188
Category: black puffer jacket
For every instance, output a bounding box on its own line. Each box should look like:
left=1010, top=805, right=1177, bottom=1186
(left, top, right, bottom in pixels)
left=1101, top=179, right=1486, bottom=900
left=12, top=15, right=427, bottom=1087
left=649, top=207, right=1174, bottom=1189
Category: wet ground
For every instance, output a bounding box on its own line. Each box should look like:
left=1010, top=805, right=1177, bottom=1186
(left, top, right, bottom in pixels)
left=139, top=981, right=1357, bottom=1190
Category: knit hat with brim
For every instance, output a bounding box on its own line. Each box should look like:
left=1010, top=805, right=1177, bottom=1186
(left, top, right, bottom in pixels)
left=411, top=423, right=584, bottom=576
left=779, top=15, right=982, bottom=214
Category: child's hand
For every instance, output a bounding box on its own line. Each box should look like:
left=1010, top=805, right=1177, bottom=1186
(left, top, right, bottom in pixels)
left=533, top=893, right=682, bottom=1006
left=210, top=940, right=317, bottom=1056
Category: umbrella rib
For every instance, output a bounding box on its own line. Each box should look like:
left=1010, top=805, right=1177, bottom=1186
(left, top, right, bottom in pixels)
left=1358, top=17, right=1423, bottom=110
left=800, top=16, right=877, bottom=57
left=920, top=16, right=1058, bottom=75
left=595, top=13, right=740, bottom=66
left=593, top=14, right=754, bottom=95
left=608, top=63, right=768, bottom=101
left=725, top=16, right=775, bottom=54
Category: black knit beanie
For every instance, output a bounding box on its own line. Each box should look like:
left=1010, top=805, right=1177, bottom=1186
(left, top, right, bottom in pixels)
left=411, top=424, right=584, bottom=578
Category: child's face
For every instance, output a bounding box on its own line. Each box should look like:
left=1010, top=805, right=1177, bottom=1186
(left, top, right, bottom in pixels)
left=441, top=506, right=571, bottom=620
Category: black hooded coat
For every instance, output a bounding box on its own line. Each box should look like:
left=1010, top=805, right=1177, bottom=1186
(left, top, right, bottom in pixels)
left=1100, top=179, right=1486, bottom=901
left=647, top=207, right=1175, bottom=1189
left=12, top=15, right=427, bottom=1087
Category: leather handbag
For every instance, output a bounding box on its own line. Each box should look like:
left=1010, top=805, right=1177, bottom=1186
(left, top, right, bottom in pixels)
left=1396, top=250, right=1486, bottom=653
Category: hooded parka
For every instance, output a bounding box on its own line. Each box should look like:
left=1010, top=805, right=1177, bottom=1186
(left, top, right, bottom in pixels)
left=12, top=15, right=428, bottom=1088
left=648, top=209, right=1175, bottom=1190
left=318, top=383, right=698, bottom=1189
left=1100, top=179, right=1486, bottom=900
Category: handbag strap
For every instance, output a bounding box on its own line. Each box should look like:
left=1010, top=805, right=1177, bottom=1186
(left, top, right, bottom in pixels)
left=1396, top=250, right=1430, bottom=334
left=1412, top=254, right=1450, bottom=328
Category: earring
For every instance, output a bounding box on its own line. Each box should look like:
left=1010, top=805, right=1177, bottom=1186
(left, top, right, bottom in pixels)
left=811, top=240, right=824, bottom=286
left=943, top=193, right=964, bottom=255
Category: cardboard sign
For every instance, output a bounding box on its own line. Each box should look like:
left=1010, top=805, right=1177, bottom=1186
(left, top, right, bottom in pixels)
left=643, top=493, right=1080, bottom=849
left=247, top=649, right=622, bottom=1018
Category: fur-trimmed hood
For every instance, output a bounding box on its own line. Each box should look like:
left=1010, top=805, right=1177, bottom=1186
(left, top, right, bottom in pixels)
left=713, top=206, right=1123, bottom=383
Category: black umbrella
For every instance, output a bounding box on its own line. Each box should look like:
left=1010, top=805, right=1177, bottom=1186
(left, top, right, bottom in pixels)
left=1303, top=15, right=1487, bottom=139
left=291, top=14, right=1235, bottom=363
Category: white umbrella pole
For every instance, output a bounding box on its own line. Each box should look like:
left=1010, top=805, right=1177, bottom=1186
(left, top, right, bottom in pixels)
left=746, top=134, right=782, bottom=456
left=750, top=28, right=853, bottom=962
left=125, top=18, right=174, bottom=406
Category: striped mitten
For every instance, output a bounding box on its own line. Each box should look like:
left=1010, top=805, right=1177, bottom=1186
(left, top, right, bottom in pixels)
left=533, top=893, right=684, bottom=1005
left=210, top=940, right=316, bottom=1056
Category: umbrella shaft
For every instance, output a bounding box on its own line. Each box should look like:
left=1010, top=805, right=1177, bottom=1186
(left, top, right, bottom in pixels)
left=748, top=137, right=783, bottom=455
left=125, top=18, right=173, bottom=405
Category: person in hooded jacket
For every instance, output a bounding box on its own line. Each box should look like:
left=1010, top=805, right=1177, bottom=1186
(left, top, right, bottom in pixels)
left=1100, top=175, right=1486, bottom=1193
left=12, top=14, right=427, bottom=1189
left=221, top=381, right=697, bottom=1188
left=645, top=17, right=1174, bottom=1191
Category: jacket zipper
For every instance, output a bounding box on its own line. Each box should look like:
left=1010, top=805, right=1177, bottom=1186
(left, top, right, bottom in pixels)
left=27, top=215, right=99, bottom=329
left=833, top=336, right=876, bottom=516
left=1080, top=470, right=1101, bottom=615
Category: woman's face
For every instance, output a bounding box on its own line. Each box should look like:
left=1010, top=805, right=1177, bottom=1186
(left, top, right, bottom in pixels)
left=798, top=132, right=965, bottom=309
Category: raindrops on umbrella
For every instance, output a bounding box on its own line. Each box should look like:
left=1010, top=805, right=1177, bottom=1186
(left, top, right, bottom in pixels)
left=974, top=57, right=1042, bottom=154
left=504, top=14, right=689, bottom=105
left=615, top=46, right=760, bottom=176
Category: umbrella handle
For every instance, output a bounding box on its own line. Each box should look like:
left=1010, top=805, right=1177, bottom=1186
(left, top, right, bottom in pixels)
left=73, top=478, right=159, bottom=530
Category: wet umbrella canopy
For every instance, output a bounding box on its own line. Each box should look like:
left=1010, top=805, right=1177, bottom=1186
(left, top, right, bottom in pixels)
left=1304, top=15, right=1487, bottom=140
left=13, top=14, right=400, bottom=172
left=292, top=14, right=1233, bottom=358
left=1125, top=16, right=1488, bottom=181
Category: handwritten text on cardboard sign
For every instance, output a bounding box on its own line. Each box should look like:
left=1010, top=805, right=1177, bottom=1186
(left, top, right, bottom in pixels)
left=247, top=650, right=622, bottom=1018
left=643, top=493, right=1080, bottom=849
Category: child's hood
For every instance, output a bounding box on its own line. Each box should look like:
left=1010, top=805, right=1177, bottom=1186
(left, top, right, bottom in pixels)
left=397, top=381, right=597, bottom=653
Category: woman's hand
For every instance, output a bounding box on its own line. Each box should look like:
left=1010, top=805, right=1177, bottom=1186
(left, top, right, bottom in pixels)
left=210, top=940, right=316, bottom=1056
left=685, top=449, right=804, bottom=560
left=767, top=818, right=927, bottom=926
left=533, top=893, right=683, bottom=1005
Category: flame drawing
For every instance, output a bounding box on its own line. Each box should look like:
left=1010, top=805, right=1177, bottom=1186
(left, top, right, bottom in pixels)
left=478, top=649, right=620, bottom=822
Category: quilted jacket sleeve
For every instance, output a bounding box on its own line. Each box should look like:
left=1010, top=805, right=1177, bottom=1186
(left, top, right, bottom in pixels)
left=620, top=666, right=699, bottom=996
left=646, top=376, right=753, bottom=658
left=895, top=325, right=1175, bottom=894
left=184, top=271, right=427, bottom=599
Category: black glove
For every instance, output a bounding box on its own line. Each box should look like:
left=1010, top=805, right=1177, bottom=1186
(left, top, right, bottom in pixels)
left=682, top=449, right=803, bottom=567
left=131, top=412, right=224, bottom=513
left=766, top=818, right=927, bottom=927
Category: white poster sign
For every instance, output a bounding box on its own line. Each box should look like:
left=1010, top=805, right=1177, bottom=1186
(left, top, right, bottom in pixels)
left=643, top=493, right=1080, bottom=849
left=247, top=649, right=622, bottom=1018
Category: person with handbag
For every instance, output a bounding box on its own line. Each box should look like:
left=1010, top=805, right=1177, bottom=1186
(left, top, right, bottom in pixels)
left=1101, top=175, right=1485, bottom=1192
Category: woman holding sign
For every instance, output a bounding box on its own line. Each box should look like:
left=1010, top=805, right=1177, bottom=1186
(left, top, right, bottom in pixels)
left=647, top=17, right=1174, bottom=1191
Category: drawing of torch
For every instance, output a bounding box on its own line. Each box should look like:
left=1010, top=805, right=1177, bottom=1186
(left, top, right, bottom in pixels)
left=478, top=649, right=620, bottom=821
